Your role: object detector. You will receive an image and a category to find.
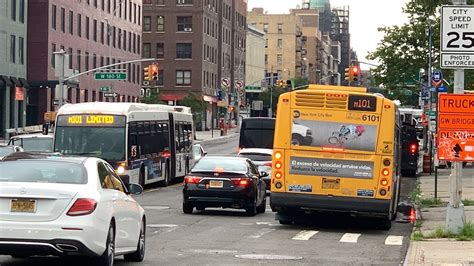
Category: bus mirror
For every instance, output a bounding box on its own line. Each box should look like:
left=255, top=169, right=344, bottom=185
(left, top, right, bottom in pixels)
left=260, top=171, right=269, bottom=177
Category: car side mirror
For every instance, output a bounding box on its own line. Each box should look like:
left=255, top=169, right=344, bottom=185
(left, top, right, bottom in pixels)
left=127, top=183, right=143, bottom=195
left=260, top=171, right=269, bottom=177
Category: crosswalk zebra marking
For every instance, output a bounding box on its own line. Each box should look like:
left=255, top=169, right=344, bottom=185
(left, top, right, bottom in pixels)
left=292, top=230, right=319, bottom=241
left=384, top=235, right=403, bottom=245
left=339, top=233, right=361, bottom=243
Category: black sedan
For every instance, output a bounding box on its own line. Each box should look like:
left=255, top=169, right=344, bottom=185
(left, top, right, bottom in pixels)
left=183, top=156, right=267, bottom=216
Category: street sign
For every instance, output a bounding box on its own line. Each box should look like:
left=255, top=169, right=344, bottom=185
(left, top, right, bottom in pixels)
left=235, top=80, right=244, bottom=88
left=221, top=78, right=230, bottom=88
left=438, top=85, right=448, bottom=92
left=99, top=86, right=111, bottom=92
left=437, top=94, right=474, bottom=161
left=103, top=92, right=118, bottom=98
left=421, top=88, right=430, bottom=100
left=427, top=110, right=437, bottom=117
left=94, top=72, right=127, bottom=80
left=432, top=70, right=443, bottom=87
left=441, top=6, right=474, bottom=69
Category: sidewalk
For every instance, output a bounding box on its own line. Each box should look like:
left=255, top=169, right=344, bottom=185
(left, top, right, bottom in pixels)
left=194, top=127, right=239, bottom=145
left=405, top=167, right=474, bottom=265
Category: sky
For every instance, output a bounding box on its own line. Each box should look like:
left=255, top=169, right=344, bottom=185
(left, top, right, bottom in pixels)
left=248, top=0, right=410, bottom=70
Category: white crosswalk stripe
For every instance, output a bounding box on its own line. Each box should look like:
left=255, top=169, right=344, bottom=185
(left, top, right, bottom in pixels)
left=339, top=233, right=361, bottom=243
left=292, top=230, right=319, bottom=241
left=246, top=228, right=276, bottom=239
left=384, top=235, right=403, bottom=245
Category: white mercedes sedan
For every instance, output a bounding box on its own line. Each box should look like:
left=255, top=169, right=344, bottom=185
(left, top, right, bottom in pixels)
left=0, top=153, right=146, bottom=266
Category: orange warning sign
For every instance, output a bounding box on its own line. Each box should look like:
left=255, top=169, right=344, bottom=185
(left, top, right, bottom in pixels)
left=438, top=114, right=474, bottom=130
left=438, top=130, right=474, bottom=161
left=439, top=94, right=474, bottom=113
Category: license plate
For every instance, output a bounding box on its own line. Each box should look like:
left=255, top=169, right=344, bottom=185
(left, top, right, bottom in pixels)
left=322, top=178, right=340, bottom=189
left=10, top=199, right=36, bottom=213
left=209, top=180, right=223, bottom=188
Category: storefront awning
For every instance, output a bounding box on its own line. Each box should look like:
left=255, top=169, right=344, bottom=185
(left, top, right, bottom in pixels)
left=160, top=93, right=186, bottom=101
left=0, top=75, right=13, bottom=87
left=203, top=95, right=218, bottom=103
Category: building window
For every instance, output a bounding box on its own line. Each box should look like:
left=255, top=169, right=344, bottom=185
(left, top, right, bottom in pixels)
left=85, top=16, right=90, bottom=39
left=156, top=16, right=165, bottom=32
left=100, top=22, right=105, bottom=44
left=93, top=19, right=97, bottom=41
left=156, top=43, right=164, bottom=58
left=68, top=48, right=73, bottom=69
left=143, top=0, right=151, bottom=4
left=51, top=43, right=56, bottom=67
left=11, top=0, right=16, bottom=21
left=177, top=16, right=192, bottom=32
left=60, top=7, right=65, bottom=32
left=18, top=36, right=24, bottom=64
left=265, top=54, right=268, bottom=65
left=157, top=0, right=165, bottom=4
left=176, top=70, right=191, bottom=85
left=129, top=0, right=132, bottom=21
left=143, top=16, right=151, bottom=32
left=277, top=39, right=283, bottom=49
left=112, top=26, right=116, bottom=48
left=176, top=43, right=192, bottom=59
left=118, top=29, right=122, bottom=49
left=93, top=54, right=97, bottom=69
left=157, top=69, right=164, bottom=85
left=107, top=0, right=111, bottom=13
left=101, top=0, right=105, bottom=11
left=265, top=39, right=268, bottom=48
left=19, top=0, right=25, bottom=23
left=277, top=54, right=283, bottom=65
left=94, top=0, right=97, bottom=8
left=143, top=43, right=151, bottom=58
left=278, top=23, right=283, bottom=33
left=77, top=49, right=81, bottom=72
left=263, top=23, right=268, bottom=33
left=177, top=0, right=193, bottom=5
left=69, top=11, right=74, bottom=34
left=85, top=52, right=89, bottom=72
left=10, top=35, right=16, bottom=63
left=77, top=14, right=82, bottom=37
left=123, top=30, right=127, bottom=50
left=51, top=5, right=57, bottom=30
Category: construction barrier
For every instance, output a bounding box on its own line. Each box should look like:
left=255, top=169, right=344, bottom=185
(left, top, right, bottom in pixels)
left=423, top=154, right=432, bottom=173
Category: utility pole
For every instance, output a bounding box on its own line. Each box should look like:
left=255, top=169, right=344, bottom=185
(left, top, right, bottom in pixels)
left=230, top=0, right=236, bottom=127
left=446, top=0, right=466, bottom=234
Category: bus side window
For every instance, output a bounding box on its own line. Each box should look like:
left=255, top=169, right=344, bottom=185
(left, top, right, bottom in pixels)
left=129, top=122, right=139, bottom=160
left=163, top=123, right=170, bottom=150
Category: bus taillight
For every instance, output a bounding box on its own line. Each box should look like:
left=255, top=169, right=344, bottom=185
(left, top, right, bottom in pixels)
left=274, top=162, right=282, bottom=169
left=274, top=151, right=282, bottom=160
left=380, top=178, right=389, bottom=186
left=275, top=172, right=283, bottom=179
left=381, top=168, right=390, bottom=177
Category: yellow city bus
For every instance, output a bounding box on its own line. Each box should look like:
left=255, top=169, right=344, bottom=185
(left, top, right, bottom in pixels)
left=270, top=85, right=401, bottom=229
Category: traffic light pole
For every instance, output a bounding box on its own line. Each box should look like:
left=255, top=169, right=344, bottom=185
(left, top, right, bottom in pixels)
left=54, top=57, right=156, bottom=109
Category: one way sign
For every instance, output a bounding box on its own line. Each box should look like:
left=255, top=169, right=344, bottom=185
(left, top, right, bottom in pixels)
left=104, top=92, right=118, bottom=98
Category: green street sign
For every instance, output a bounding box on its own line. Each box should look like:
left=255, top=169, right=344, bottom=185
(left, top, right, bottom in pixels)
left=427, top=111, right=437, bottom=116
left=99, top=86, right=111, bottom=92
left=94, top=72, right=127, bottom=80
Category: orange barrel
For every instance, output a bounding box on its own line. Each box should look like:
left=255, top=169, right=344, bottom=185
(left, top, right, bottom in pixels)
left=423, top=155, right=431, bottom=173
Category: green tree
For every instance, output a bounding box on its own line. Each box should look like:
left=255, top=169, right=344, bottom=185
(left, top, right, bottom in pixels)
left=258, top=86, right=288, bottom=113
left=140, top=89, right=163, bottom=104
left=367, top=0, right=474, bottom=104
left=180, top=93, right=206, bottom=128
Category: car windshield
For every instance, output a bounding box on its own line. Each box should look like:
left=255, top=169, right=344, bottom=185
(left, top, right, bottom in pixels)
left=192, top=157, right=247, bottom=172
left=20, top=138, right=53, bottom=152
left=238, top=153, right=272, bottom=162
left=0, top=161, right=87, bottom=184
left=54, top=127, right=126, bottom=162
left=0, top=147, right=14, bottom=157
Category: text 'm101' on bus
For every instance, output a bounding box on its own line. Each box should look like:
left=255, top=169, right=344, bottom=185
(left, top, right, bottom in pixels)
left=53, top=102, right=196, bottom=187
left=238, top=118, right=275, bottom=151
left=270, top=85, right=401, bottom=229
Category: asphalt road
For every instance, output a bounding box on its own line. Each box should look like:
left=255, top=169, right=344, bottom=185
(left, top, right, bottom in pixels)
left=0, top=135, right=416, bottom=265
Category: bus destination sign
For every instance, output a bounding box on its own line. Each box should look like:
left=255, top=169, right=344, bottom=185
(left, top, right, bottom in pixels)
left=57, top=114, right=126, bottom=127
left=348, top=95, right=377, bottom=112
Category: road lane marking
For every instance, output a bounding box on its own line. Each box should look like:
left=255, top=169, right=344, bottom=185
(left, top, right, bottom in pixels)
left=236, top=254, right=303, bottom=260
left=147, top=224, right=178, bottom=228
left=246, top=228, right=276, bottom=239
left=292, top=230, right=319, bottom=241
left=385, top=235, right=403, bottom=245
left=339, top=233, right=361, bottom=243
left=143, top=206, right=170, bottom=210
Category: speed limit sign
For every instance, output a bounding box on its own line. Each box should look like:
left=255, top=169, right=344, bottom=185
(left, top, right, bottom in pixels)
left=441, top=6, right=474, bottom=68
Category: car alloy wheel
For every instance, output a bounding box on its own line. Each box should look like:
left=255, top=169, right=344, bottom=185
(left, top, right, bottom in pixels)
left=98, top=224, right=115, bottom=266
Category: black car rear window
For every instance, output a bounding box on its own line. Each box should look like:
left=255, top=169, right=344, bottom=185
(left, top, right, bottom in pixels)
left=0, top=161, right=87, bottom=184
left=193, top=157, right=247, bottom=172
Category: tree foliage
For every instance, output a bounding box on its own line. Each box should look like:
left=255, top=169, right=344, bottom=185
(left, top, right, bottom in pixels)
left=367, top=0, right=474, bottom=103
left=180, top=93, right=206, bottom=126
left=140, top=89, right=163, bottom=104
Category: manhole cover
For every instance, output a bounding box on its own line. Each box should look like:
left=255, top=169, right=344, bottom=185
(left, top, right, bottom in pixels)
left=235, top=254, right=303, bottom=260
left=143, top=206, right=170, bottom=210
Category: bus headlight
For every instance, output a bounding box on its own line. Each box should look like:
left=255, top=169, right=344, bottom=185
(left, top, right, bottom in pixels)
left=117, top=166, right=126, bottom=174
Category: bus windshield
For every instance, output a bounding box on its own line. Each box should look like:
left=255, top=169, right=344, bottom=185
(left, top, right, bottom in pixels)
left=54, top=114, right=126, bottom=162
left=239, top=118, right=275, bottom=149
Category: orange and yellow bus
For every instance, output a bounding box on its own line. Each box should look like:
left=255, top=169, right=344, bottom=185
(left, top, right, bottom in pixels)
left=270, top=85, right=401, bottom=229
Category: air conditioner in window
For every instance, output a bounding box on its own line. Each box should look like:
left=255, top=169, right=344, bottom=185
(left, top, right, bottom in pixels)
left=184, top=28, right=192, bottom=32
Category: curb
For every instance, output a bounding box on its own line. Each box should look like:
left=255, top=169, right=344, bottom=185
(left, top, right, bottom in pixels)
left=195, top=132, right=238, bottom=145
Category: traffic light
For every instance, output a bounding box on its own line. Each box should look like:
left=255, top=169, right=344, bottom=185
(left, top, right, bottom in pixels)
left=351, top=65, right=360, bottom=81
left=344, top=67, right=352, bottom=81
left=150, top=64, right=158, bottom=81
left=143, top=65, right=151, bottom=81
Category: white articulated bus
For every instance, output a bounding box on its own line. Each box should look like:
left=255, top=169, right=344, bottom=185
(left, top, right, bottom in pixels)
left=53, top=102, right=195, bottom=186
